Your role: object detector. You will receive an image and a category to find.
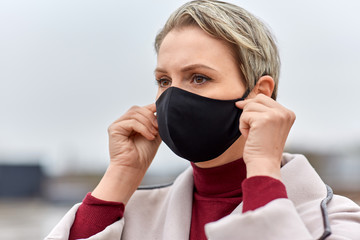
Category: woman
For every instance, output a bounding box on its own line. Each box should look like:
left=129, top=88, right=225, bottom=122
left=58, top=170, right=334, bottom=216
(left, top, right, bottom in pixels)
left=46, top=1, right=360, bottom=239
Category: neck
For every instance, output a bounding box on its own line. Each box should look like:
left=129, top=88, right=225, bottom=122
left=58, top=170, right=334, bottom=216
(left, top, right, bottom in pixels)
left=194, top=136, right=245, bottom=168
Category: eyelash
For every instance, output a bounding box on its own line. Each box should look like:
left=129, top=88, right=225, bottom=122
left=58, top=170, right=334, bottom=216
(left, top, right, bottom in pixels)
left=191, top=74, right=211, bottom=85
left=156, top=74, right=212, bottom=88
left=155, top=78, right=171, bottom=88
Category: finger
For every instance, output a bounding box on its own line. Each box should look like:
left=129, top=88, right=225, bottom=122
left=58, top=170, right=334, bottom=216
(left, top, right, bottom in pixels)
left=239, top=111, right=266, bottom=139
left=133, top=111, right=158, bottom=135
left=130, top=108, right=157, bottom=134
left=144, top=103, right=159, bottom=128
left=140, top=104, right=158, bottom=128
left=115, top=113, right=156, bottom=136
left=129, top=106, right=158, bottom=131
left=236, top=94, right=277, bottom=109
left=241, top=101, right=270, bottom=113
left=239, top=112, right=251, bottom=139
left=239, top=122, right=249, bottom=139
left=111, top=119, right=156, bottom=141
left=235, top=100, right=246, bottom=109
left=116, top=105, right=158, bottom=130
left=249, top=94, right=279, bottom=108
left=144, top=103, right=156, bottom=113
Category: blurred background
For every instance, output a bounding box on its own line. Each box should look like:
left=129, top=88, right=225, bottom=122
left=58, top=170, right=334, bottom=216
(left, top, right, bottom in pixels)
left=0, top=0, right=359, bottom=239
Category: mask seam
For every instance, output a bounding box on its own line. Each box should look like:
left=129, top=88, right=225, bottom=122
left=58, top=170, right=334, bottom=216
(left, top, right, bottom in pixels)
left=165, top=88, right=183, bottom=158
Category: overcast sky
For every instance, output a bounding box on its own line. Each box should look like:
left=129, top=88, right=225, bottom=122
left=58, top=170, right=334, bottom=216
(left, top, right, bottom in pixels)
left=1, top=0, right=360, bottom=175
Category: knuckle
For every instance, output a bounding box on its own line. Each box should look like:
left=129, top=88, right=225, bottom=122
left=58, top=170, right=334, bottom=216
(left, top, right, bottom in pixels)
left=258, top=93, right=268, bottom=100
left=128, top=105, right=140, bottom=114
left=107, top=123, right=118, bottom=135
left=289, top=110, right=296, bottom=123
left=268, top=110, right=285, bottom=124
left=280, top=113, right=289, bottom=122
left=281, top=109, right=296, bottom=123
left=129, top=105, right=139, bottom=110
left=263, top=113, right=272, bottom=121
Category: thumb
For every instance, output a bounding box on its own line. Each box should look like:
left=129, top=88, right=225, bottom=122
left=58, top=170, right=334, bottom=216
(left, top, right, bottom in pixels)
left=235, top=100, right=247, bottom=109
left=239, top=113, right=250, bottom=139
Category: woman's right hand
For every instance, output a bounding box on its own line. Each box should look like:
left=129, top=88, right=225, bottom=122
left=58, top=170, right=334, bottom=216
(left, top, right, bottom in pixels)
left=108, top=103, right=161, bottom=171
left=92, top=103, right=161, bottom=204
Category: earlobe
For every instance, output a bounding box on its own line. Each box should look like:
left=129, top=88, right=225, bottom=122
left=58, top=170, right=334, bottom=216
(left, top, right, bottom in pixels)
left=253, top=75, right=275, bottom=97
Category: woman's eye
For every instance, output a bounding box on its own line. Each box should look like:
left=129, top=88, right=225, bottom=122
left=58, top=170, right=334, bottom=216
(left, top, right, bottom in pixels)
left=158, top=79, right=172, bottom=88
left=192, top=75, right=210, bottom=85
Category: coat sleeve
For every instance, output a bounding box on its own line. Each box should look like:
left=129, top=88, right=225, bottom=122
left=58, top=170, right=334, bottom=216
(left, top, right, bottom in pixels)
left=205, top=196, right=360, bottom=240
left=43, top=203, right=125, bottom=240
left=326, top=195, right=360, bottom=240
left=205, top=199, right=314, bottom=240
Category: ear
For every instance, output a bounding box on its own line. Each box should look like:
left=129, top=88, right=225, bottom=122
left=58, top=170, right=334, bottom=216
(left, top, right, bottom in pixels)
left=251, top=75, right=275, bottom=97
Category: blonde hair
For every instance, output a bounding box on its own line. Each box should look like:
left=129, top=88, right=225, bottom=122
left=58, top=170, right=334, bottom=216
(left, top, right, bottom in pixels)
left=155, top=0, right=280, bottom=99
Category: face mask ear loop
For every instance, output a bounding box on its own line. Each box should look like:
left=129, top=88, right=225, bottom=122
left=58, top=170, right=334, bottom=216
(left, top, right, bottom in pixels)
left=241, top=88, right=251, bottom=99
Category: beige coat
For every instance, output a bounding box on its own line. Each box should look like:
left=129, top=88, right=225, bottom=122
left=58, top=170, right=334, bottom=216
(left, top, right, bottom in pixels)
left=45, top=153, right=360, bottom=240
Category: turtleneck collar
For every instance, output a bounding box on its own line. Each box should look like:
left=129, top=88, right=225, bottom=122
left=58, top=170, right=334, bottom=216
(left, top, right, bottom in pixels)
left=191, top=158, right=247, bottom=196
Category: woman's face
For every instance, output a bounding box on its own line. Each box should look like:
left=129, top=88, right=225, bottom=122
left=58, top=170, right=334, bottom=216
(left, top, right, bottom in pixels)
left=155, top=26, right=246, bottom=100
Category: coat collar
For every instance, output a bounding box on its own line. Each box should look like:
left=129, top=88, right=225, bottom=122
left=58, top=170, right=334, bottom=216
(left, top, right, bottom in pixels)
left=162, top=153, right=328, bottom=239
left=205, top=153, right=328, bottom=238
left=279, top=153, right=328, bottom=237
left=281, top=153, right=327, bottom=205
left=162, top=166, right=194, bottom=240
left=164, top=153, right=327, bottom=239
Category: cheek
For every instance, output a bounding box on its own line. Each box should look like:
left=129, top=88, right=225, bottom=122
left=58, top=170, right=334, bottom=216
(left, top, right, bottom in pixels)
left=155, top=89, right=163, bottom=101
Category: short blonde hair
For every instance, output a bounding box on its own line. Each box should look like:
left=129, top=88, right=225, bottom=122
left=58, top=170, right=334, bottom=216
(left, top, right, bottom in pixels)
left=155, top=0, right=280, bottom=99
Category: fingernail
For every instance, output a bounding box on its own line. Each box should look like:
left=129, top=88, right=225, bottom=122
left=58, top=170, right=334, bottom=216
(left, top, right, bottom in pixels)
left=153, top=119, right=158, bottom=128
left=151, top=126, right=157, bottom=134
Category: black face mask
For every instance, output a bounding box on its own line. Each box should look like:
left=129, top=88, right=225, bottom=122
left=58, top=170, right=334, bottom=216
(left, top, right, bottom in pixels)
left=156, top=87, right=249, bottom=162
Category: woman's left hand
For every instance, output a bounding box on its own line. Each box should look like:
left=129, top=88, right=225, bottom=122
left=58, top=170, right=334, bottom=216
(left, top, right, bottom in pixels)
left=235, top=94, right=296, bottom=179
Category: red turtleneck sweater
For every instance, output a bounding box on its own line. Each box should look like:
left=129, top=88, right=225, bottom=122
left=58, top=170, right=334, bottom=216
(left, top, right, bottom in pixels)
left=69, top=159, right=287, bottom=240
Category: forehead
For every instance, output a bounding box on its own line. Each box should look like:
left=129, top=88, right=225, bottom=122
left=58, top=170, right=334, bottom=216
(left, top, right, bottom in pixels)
left=157, top=26, right=235, bottom=69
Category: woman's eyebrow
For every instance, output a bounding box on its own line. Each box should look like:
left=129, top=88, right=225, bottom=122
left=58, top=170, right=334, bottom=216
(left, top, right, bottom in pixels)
left=180, top=64, right=217, bottom=73
left=154, top=64, right=217, bottom=74
left=154, top=67, right=167, bottom=74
